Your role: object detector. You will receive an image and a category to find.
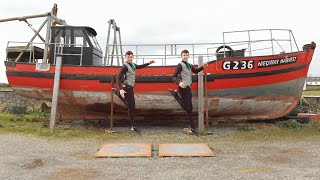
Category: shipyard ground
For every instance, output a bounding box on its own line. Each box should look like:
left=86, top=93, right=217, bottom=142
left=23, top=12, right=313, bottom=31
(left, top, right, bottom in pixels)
left=0, top=114, right=320, bottom=179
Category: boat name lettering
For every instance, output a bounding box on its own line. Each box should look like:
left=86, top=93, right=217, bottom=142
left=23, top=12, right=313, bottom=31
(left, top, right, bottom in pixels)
left=222, top=60, right=254, bottom=70
left=258, top=56, right=297, bottom=68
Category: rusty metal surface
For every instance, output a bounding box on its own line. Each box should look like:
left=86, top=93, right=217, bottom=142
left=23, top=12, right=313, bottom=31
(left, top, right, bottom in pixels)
left=12, top=87, right=297, bottom=121
left=11, top=77, right=304, bottom=121
left=159, top=143, right=215, bottom=157
left=297, top=113, right=320, bottom=121
left=96, top=143, right=152, bottom=157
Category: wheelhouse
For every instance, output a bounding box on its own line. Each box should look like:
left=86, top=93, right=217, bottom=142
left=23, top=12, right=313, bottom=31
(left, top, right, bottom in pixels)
left=50, top=26, right=103, bottom=66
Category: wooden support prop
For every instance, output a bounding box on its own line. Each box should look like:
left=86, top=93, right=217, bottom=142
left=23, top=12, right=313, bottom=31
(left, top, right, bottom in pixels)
left=49, top=56, right=62, bottom=133
left=110, top=76, right=115, bottom=130
left=205, top=73, right=209, bottom=129
left=198, top=56, right=204, bottom=132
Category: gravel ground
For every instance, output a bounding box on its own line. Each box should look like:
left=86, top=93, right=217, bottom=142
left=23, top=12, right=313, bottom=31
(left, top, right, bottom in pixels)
left=0, top=126, right=320, bottom=180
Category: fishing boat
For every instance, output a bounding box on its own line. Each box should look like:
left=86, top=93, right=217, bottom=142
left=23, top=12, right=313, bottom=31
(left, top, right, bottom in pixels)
left=2, top=6, right=316, bottom=121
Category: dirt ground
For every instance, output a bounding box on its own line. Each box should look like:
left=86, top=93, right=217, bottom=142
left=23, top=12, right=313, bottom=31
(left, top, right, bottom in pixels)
left=0, top=125, right=320, bottom=180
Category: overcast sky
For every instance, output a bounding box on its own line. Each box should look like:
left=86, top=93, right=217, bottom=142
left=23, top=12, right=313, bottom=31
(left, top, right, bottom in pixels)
left=1, top=0, right=319, bottom=83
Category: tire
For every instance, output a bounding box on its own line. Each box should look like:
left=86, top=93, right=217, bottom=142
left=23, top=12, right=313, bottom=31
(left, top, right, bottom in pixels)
left=216, top=45, right=234, bottom=57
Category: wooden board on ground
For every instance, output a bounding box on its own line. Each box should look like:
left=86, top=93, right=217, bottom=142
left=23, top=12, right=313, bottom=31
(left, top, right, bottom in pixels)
left=96, top=143, right=152, bottom=158
left=159, top=143, right=215, bottom=157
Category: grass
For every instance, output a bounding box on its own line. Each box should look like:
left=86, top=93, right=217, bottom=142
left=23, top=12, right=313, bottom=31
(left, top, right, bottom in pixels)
left=234, top=120, right=320, bottom=142
left=302, top=91, right=320, bottom=96
left=0, top=113, right=50, bottom=135
left=0, top=112, right=320, bottom=143
left=237, top=125, right=257, bottom=132
left=306, top=85, right=320, bottom=91
left=0, top=87, right=13, bottom=91
left=0, top=112, right=136, bottom=141
left=277, top=119, right=304, bottom=129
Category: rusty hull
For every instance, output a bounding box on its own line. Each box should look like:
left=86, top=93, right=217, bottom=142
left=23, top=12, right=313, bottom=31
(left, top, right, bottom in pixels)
left=11, top=77, right=303, bottom=121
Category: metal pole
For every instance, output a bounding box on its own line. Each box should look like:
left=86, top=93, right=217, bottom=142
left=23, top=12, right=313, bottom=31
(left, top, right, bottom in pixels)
left=115, top=38, right=120, bottom=66
left=164, top=45, right=166, bottom=65
left=110, top=45, right=115, bottom=66
left=135, top=46, right=138, bottom=64
left=175, top=45, right=177, bottom=55
left=117, top=27, right=124, bottom=64
left=43, top=13, right=52, bottom=63
left=223, top=32, right=226, bottom=58
left=104, top=19, right=112, bottom=66
left=290, top=30, right=299, bottom=51
left=112, top=21, right=119, bottom=66
left=270, top=30, right=274, bottom=55
left=248, top=31, right=252, bottom=56
left=198, top=56, right=204, bottom=132
left=50, top=56, right=62, bottom=133
left=32, top=44, right=35, bottom=63
left=29, top=45, right=32, bottom=63
left=192, top=45, right=195, bottom=64
left=14, top=17, right=48, bottom=62
left=110, top=25, right=117, bottom=66
left=289, top=30, right=293, bottom=52
left=23, top=20, right=45, bottom=42
left=80, top=46, right=83, bottom=65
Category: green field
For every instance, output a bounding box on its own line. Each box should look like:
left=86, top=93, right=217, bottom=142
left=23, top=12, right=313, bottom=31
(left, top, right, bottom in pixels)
left=0, top=87, right=13, bottom=91
left=303, top=91, right=320, bottom=96
left=306, top=85, right=320, bottom=91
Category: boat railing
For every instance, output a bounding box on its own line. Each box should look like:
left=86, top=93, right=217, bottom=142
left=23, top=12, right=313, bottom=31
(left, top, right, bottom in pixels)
left=222, top=29, right=299, bottom=57
left=52, top=43, right=84, bottom=65
left=105, top=29, right=299, bottom=66
left=6, top=41, right=84, bottom=65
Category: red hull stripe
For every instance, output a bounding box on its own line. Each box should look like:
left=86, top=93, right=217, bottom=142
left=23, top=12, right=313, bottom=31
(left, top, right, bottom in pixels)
left=6, top=64, right=305, bottom=82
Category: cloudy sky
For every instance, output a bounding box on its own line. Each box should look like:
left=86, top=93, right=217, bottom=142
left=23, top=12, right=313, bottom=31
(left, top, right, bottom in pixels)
left=0, top=0, right=319, bottom=83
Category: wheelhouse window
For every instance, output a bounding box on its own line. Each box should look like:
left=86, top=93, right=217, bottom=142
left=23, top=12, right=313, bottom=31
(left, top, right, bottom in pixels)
left=74, top=29, right=88, bottom=47
left=54, top=29, right=71, bottom=46
left=87, top=32, right=102, bottom=51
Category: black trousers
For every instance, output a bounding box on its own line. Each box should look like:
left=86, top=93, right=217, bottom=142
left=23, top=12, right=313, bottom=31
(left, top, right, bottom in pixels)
left=124, top=86, right=136, bottom=127
left=178, top=86, right=195, bottom=129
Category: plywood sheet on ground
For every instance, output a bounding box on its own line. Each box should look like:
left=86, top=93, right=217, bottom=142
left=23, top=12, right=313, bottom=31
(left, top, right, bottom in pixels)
left=96, top=143, right=152, bottom=157
left=159, top=143, right=215, bottom=157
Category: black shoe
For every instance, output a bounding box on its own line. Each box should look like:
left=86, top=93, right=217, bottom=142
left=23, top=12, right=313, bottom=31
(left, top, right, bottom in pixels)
left=112, top=88, right=128, bottom=106
left=168, top=88, right=178, bottom=96
left=168, top=88, right=183, bottom=107
left=191, top=128, right=199, bottom=137
left=131, top=126, right=141, bottom=135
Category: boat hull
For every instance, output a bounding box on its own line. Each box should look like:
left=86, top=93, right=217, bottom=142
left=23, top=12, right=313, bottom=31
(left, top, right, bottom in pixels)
left=10, top=77, right=303, bottom=120
left=5, top=43, right=316, bottom=121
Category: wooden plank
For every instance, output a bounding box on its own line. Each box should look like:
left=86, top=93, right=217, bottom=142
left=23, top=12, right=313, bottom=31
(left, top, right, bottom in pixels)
left=159, top=143, right=215, bottom=157
left=110, top=77, right=114, bottom=130
left=205, top=73, right=209, bottom=129
left=96, top=143, right=152, bottom=158
left=49, top=56, right=62, bottom=133
left=198, top=56, right=204, bottom=131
